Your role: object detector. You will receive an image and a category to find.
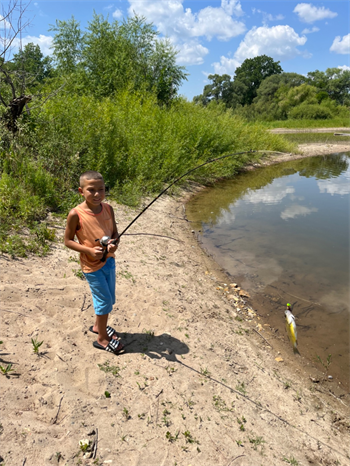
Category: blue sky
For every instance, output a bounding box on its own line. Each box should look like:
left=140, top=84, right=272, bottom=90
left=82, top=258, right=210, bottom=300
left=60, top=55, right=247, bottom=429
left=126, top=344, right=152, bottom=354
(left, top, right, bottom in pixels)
left=2, top=1, right=350, bottom=99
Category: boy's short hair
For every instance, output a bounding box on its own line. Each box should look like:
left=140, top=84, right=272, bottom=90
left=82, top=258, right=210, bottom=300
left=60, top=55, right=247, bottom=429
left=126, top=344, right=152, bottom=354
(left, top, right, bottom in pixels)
left=80, top=171, right=104, bottom=187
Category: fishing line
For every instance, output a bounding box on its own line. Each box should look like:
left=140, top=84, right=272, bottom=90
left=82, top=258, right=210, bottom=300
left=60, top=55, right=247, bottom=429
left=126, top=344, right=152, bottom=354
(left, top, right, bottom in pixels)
left=98, top=150, right=255, bottom=260
left=175, top=357, right=349, bottom=461
left=117, top=149, right=256, bottom=239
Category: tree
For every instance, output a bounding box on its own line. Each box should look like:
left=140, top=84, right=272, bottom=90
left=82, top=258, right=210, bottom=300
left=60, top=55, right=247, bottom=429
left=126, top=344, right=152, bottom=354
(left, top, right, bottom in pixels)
left=49, top=16, right=83, bottom=74
left=307, top=68, right=350, bottom=106
left=50, top=13, right=187, bottom=104
left=148, top=39, right=187, bottom=105
left=11, top=43, right=54, bottom=85
left=255, top=72, right=306, bottom=103
left=193, top=74, right=246, bottom=108
left=0, top=1, right=34, bottom=132
left=234, top=55, right=283, bottom=105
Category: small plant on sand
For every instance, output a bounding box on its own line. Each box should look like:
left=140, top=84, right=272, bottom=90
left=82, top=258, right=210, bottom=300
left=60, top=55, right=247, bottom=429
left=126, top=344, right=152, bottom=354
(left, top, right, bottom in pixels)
left=79, top=439, right=91, bottom=453
left=213, top=395, right=232, bottom=412
left=200, top=367, right=211, bottom=377
left=0, top=364, right=14, bottom=376
left=249, top=435, right=265, bottom=451
left=182, top=430, right=199, bottom=444
left=316, top=354, right=332, bottom=378
left=104, top=391, right=111, bottom=398
left=123, top=407, right=130, bottom=420
left=283, top=456, right=299, bottom=465
left=72, top=268, right=85, bottom=280
left=237, top=416, right=247, bottom=431
left=31, top=337, right=43, bottom=354
left=143, top=329, right=155, bottom=341
left=98, top=360, right=121, bottom=377
left=235, top=381, right=247, bottom=395
left=166, top=430, right=179, bottom=442
left=118, top=270, right=135, bottom=283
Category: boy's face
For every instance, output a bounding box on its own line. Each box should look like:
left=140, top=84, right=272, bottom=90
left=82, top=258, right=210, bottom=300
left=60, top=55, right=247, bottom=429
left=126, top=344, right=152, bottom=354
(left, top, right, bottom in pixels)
left=79, top=178, right=106, bottom=207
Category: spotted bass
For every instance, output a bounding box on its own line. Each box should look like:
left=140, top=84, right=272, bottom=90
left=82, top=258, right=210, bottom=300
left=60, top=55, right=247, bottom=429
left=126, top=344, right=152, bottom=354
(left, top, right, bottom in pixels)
left=285, top=309, right=300, bottom=354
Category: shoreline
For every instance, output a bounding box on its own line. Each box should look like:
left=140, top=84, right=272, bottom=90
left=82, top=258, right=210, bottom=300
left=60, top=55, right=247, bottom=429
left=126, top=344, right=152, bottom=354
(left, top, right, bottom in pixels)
left=0, top=143, right=349, bottom=465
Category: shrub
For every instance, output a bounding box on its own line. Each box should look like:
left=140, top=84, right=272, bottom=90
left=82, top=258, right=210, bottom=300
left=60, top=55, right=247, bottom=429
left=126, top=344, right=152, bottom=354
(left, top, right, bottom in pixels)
left=288, top=104, right=333, bottom=120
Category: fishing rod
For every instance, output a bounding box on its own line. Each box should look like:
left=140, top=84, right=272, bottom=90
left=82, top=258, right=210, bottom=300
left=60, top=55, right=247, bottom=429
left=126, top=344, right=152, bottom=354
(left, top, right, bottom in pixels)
left=98, top=149, right=256, bottom=261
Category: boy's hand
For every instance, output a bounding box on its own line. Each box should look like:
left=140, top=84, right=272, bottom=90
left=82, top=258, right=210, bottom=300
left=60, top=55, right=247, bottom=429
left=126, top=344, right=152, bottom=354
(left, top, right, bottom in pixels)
left=88, top=246, right=104, bottom=259
left=107, top=238, right=119, bottom=253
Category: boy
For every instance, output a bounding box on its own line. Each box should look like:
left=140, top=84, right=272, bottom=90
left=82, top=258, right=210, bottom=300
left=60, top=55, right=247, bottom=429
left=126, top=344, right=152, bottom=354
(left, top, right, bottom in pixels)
left=64, top=171, right=124, bottom=354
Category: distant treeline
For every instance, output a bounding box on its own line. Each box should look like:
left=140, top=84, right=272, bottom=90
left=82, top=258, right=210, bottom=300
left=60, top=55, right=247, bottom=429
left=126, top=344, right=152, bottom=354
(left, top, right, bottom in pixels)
left=193, top=55, right=350, bottom=121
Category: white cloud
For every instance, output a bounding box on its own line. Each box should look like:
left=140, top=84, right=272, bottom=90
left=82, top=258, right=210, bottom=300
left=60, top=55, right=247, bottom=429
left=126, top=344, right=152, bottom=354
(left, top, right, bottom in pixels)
left=330, top=34, right=350, bottom=55
left=127, top=0, right=246, bottom=65
left=128, top=0, right=245, bottom=42
left=252, top=8, right=284, bottom=25
left=280, top=205, right=318, bottom=220
left=302, top=26, right=319, bottom=34
left=338, top=65, right=350, bottom=71
left=176, top=41, right=209, bottom=65
left=211, top=25, right=308, bottom=74
left=221, top=0, right=244, bottom=17
left=293, top=3, right=337, bottom=23
left=243, top=182, right=295, bottom=205
left=317, top=171, right=350, bottom=196
left=234, top=25, right=307, bottom=62
left=0, top=14, right=12, bottom=29
left=13, top=35, right=53, bottom=56
left=112, top=9, right=123, bottom=19
left=212, top=55, right=240, bottom=75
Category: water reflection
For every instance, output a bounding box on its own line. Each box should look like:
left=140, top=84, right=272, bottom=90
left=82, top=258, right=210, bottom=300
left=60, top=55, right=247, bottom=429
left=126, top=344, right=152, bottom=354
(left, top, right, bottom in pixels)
left=186, top=153, right=350, bottom=388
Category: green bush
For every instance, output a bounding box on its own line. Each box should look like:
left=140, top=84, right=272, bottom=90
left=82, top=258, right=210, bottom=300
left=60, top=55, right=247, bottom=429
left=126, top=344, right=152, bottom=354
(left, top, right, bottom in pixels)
left=288, top=104, right=333, bottom=120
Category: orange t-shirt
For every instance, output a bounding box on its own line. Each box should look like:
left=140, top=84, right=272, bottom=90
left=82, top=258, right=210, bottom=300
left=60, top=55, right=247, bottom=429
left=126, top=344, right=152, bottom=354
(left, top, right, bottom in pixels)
left=74, top=203, right=115, bottom=273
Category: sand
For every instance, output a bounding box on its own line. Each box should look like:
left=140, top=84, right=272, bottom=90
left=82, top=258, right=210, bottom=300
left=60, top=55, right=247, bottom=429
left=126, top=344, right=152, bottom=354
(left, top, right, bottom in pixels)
left=1, top=142, right=350, bottom=466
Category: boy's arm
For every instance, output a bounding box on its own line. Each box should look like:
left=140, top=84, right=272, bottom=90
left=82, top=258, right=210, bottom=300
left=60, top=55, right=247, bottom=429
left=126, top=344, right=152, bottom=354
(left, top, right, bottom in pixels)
left=64, top=209, right=104, bottom=259
left=107, top=206, right=120, bottom=253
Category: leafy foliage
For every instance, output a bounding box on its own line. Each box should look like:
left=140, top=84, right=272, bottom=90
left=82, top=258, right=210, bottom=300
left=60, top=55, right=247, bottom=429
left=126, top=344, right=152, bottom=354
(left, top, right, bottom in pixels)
left=194, top=56, right=349, bottom=123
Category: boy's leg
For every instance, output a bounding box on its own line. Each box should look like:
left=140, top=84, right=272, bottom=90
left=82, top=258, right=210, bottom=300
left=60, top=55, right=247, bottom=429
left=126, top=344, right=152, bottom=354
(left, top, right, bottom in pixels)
left=85, top=259, right=119, bottom=346
left=92, top=314, right=118, bottom=340
left=95, top=313, right=110, bottom=347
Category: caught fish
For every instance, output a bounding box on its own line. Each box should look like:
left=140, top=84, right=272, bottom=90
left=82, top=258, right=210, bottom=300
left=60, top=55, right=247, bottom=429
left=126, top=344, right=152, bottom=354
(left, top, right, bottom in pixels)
left=285, top=305, right=300, bottom=354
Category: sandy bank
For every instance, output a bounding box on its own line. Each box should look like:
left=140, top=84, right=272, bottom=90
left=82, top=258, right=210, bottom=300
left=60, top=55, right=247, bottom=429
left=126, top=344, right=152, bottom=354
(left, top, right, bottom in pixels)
left=270, top=127, right=350, bottom=134
left=0, top=144, right=349, bottom=466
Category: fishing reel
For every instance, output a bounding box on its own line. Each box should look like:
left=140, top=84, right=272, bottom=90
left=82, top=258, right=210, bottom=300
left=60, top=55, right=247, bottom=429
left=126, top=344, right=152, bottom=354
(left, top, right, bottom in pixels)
left=95, top=236, right=119, bottom=262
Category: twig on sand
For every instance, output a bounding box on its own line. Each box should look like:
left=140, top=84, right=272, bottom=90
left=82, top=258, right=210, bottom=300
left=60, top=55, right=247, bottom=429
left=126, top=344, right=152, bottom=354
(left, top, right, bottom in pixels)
left=227, top=455, right=245, bottom=466
left=92, top=428, right=98, bottom=459
left=328, top=390, right=347, bottom=407
left=81, top=294, right=86, bottom=312
left=52, top=396, right=64, bottom=424
left=2, top=309, right=28, bottom=317
left=253, top=328, right=273, bottom=348
left=22, top=458, right=26, bottom=466
left=155, top=389, right=163, bottom=398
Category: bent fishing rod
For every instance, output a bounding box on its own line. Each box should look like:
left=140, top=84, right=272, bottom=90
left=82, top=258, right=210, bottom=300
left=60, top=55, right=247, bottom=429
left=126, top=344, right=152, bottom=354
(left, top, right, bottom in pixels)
left=98, top=149, right=256, bottom=261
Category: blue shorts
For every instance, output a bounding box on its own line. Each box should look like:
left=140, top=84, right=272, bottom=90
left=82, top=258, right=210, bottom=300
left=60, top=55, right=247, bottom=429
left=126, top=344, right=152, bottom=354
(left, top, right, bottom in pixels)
left=84, top=258, right=116, bottom=316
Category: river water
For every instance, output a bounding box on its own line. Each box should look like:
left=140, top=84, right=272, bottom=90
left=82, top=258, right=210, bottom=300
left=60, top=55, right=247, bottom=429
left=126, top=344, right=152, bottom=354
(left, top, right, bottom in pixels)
left=186, top=153, right=350, bottom=389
